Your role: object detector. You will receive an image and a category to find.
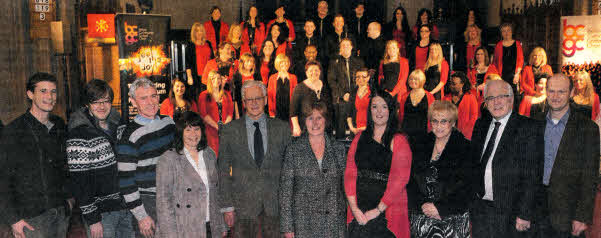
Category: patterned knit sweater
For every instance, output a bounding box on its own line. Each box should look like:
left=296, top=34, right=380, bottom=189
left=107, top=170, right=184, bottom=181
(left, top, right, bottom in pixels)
left=66, top=108, right=126, bottom=225
left=117, top=115, right=175, bottom=221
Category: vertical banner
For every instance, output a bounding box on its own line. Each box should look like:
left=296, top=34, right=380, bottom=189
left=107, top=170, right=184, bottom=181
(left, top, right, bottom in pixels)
left=560, top=15, right=601, bottom=95
left=115, top=14, right=171, bottom=120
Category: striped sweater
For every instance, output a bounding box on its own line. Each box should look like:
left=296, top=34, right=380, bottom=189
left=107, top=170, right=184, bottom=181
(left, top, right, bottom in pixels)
left=117, top=115, right=175, bottom=221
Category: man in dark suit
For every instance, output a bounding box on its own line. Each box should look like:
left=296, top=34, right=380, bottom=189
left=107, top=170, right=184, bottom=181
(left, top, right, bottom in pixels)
left=470, top=79, right=543, bottom=237
left=532, top=74, right=599, bottom=238
left=327, top=39, right=364, bottom=140
left=218, top=80, right=291, bottom=238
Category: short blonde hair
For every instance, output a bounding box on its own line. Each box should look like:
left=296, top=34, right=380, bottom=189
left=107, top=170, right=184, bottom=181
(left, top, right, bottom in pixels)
left=190, top=22, right=205, bottom=44
left=427, top=100, right=458, bottom=123
left=274, top=53, right=290, bottom=72
left=528, top=47, right=547, bottom=66
left=408, top=69, right=426, bottom=89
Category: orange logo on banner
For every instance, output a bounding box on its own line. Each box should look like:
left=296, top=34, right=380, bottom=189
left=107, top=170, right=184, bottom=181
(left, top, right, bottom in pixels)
left=87, top=14, right=115, bottom=39
left=119, top=46, right=171, bottom=77
left=124, top=21, right=138, bottom=45
left=562, top=19, right=586, bottom=57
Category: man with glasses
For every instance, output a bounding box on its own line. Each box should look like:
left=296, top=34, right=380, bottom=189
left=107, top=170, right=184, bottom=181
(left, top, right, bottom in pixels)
left=218, top=80, right=291, bottom=237
left=67, top=79, right=133, bottom=238
left=470, top=79, right=543, bottom=237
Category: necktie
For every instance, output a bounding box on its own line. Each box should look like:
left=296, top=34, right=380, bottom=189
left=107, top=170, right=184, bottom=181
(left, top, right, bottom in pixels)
left=253, top=122, right=264, bottom=167
left=481, top=122, right=501, bottom=162
left=345, top=58, right=351, bottom=88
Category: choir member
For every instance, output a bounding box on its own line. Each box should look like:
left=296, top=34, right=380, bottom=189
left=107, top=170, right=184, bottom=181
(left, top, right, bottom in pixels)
left=491, top=22, right=524, bottom=97
left=291, top=61, right=331, bottom=137
left=378, top=40, right=409, bottom=97
left=202, top=42, right=237, bottom=88
left=241, top=5, right=266, bottom=55
left=409, top=24, right=434, bottom=71
left=231, top=53, right=262, bottom=118
left=227, top=24, right=251, bottom=60
left=186, top=22, right=214, bottom=97
left=347, top=68, right=371, bottom=135
left=384, top=6, right=411, bottom=58
left=423, top=43, right=449, bottom=99
left=160, top=77, right=198, bottom=120
left=398, top=70, right=435, bottom=143
left=268, top=54, right=297, bottom=122
left=204, top=6, right=229, bottom=54
left=518, top=73, right=549, bottom=118
left=348, top=2, right=368, bottom=45
left=266, top=5, right=296, bottom=42
left=572, top=71, right=600, bottom=120
left=257, top=40, right=277, bottom=85
left=412, top=8, right=439, bottom=40
left=520, top=47, right=553, bottom=97
left=197, top=70, right=234, bottom=155
left=442, top=72, right=478, bottom=139
left=359, top=22, right=386, bottom=71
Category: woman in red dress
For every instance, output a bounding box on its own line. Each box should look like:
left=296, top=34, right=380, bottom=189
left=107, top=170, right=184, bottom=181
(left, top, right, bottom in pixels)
left=231, top=53, right=261, bottom=119
left=240, top=5, right=265, bottom=55
left=197, top=70, right=234, bottom=156
left=186, top=22, right=214, bottom=97
left=257, top=40, right=277, bottom=85
left=204, top=6, right=229, bottom=54
left=412, top=8, right=439, bottom=40
left=442, top=72, right=478, bottom=139
left=347, top=68, right=371, bottom=135
left=267, top=54, right=297, bottom=122
left=378, top=40, right=409, bottom=97
left=345, top=90, right=412, bottom=238
left=410, top=24, right=433, bottom=71
left=160, top=77, right=198, bottom=120
left=384, top=6, right=411, bottom=58
left=520, top=47, right=553, bottom=97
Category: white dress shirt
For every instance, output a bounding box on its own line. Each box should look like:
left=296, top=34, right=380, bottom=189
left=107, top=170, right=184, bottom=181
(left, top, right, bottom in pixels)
left=184, top=148, right=210, bottom=221
left=482, top=112, right=511, bottom=201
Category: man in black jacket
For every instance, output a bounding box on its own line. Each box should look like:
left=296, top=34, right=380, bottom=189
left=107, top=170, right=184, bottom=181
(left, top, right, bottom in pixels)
left=67, top=79, right=133, bottom=238
left=328, top=39, right=365, bottom=139
left=359, top=21, right=386, bottom=71
left=0, top=72, right=73, bottom=238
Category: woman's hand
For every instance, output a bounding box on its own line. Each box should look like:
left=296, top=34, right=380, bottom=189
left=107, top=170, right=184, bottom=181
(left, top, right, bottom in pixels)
left=421, top=203, right=441, bottom=220
left=364, top=209, right=381, bottom=222
left=513, top=73, right=520, bottom=85
left=351, top=207, right=368, bottom=225
left=292, top=125, right=301, bottom=137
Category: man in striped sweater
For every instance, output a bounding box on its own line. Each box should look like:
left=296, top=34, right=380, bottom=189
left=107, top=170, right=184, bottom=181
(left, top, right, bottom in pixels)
left=117, top=78, right=175, bottom=238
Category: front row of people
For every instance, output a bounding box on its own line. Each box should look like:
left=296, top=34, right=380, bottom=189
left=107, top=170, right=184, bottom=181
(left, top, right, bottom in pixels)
left=1, top=73, right=598, bottom=238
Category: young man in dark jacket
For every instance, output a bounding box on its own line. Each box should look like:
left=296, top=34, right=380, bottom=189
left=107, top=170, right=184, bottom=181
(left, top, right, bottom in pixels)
left=67, top=79, right=132, bottom=238
left=0, top=72, right=73, bottom=238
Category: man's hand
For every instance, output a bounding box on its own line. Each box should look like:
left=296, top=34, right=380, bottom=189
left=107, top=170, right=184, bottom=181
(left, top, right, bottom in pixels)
left=515, top=217, right=530, bottom=231
left=138, top=216, right=155, bottom=238
left=343, top=93, right=350, bottom=102
left=572, top=220, right=587, bottom=236
left=421, top=203, right=441, bottom=220
left=224, top=211, right=235, bottom=228
left=284, top=232, right=295, bottom=238
left=90, top=222, right=104, bottom=238
left=364, top=209, right=380, bottom=221
left=11, top=219, right=35, bottom=238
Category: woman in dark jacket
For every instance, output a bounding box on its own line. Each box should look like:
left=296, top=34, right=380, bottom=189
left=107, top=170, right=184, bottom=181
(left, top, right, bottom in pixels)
left=407, top=100, right=473, bottom=238
left=186, top=22, right=214, bottom=97
left=279, top=101, right=347, bottom=238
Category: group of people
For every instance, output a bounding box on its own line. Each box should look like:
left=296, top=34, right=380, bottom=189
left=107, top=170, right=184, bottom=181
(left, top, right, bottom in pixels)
left=1, top=2, right=601, bottom=238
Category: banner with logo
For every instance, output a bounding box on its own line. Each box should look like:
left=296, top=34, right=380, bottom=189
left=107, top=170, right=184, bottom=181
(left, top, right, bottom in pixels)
left=115, top=14, right=171, bottom=120
left=87, top=14, right=115, bottom=43
left=560, top=15, right=601, bottom=96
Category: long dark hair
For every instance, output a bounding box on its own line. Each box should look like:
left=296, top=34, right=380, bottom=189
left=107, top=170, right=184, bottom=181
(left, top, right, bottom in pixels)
left=391, top=6, right=410, bottom=35
left=416, top=24, right=433, bottom=43
left=168, top=77, right=193, bottom=112
left=363, top=89, right=399, bottom=149
left=257, top=39, right=277, bottom=76
left=173, top=111, right=208, bottom=154
left=415, top=8, right=433, bottom=27
left=244, top=5, right=261, bottom=24
left=266, top=24, right=287, bottom=45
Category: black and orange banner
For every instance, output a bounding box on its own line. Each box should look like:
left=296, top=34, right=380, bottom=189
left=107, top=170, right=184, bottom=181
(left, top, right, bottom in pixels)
left=115, top=14, right=171, bottom=120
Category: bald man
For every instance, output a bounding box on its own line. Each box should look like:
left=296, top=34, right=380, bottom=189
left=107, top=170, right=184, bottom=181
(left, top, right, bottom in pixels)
left=359, top=22, right=386, bottom=70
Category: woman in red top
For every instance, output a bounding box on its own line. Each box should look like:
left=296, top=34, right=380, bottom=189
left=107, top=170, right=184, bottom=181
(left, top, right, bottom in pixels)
left=241, top=6, right=266, bottom=55
left=257, top=40, right=277, bottom=85
left=442, top=72, right=478, bottom=139
left=202, top=42, right=237, bottom=87
left=204, top=6, right=229, bottom=54
left=572, top=71, right=600, bottom=120
left=460, top=24, right=482, bottom=70
left=412, top=8, right=439, bottom=40
left=423, top=43, right=449, bottom=99
left=384, top=6, right=411, bottom=58
left=266, top=24, right=291, bottom=57
left=378, top=40, right=410, bottom=97
left=491, top=22, right=524, bottom=96
left=410, top=24, right=433, bottom=71
left=231, top=53, right=261, bottom=119
left=266, top=5, right=296, bottom=42
left=186, top=23, right=214, bottom=97
left=520, top=47, right=553, bottom=97
left=468, top=46, right=497, bottom=103
left=197, top=70, right=234, bottom=156
left=347, top=68, right=371, bottom=135
left=160, top=77, right=198, bottom=120
left=518, top=74, right=548, bottom=118
left=227, top=24, right=251, bottom=60
left=345, top=90, right=412, bottom=238
left=267, top=54, right=297, bottom=122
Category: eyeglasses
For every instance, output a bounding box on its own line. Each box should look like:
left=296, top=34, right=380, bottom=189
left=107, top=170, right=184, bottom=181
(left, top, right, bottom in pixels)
left=431, top=119, right=452, bottom=125
left=244, top=96, right=265, bottom=103
left=484, top=94, right=511, bottom=102
left=90, top=100, right=111, bottom=106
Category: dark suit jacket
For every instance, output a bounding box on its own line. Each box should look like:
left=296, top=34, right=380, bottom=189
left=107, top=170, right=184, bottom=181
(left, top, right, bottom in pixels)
left=535, top=106, right=600, bottom=231
left=327, top=55, right=365, bottom=104
left=217, top=116, right=291, bottom=219
left=471, top=112, right=543, bottom=221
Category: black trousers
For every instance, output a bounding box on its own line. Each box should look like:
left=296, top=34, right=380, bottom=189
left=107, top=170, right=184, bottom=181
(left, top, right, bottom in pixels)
left=334, top=102, right=350, bottom=139
left=531, top=187, right=586, bottom=238
left=471, top=199, right=530, bottom=238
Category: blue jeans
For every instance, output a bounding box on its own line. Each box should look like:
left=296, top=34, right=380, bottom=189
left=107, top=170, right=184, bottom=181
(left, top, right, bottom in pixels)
left=23, top=207, right=70, bottom=238
left=84, top=210, right=134, bottom=238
